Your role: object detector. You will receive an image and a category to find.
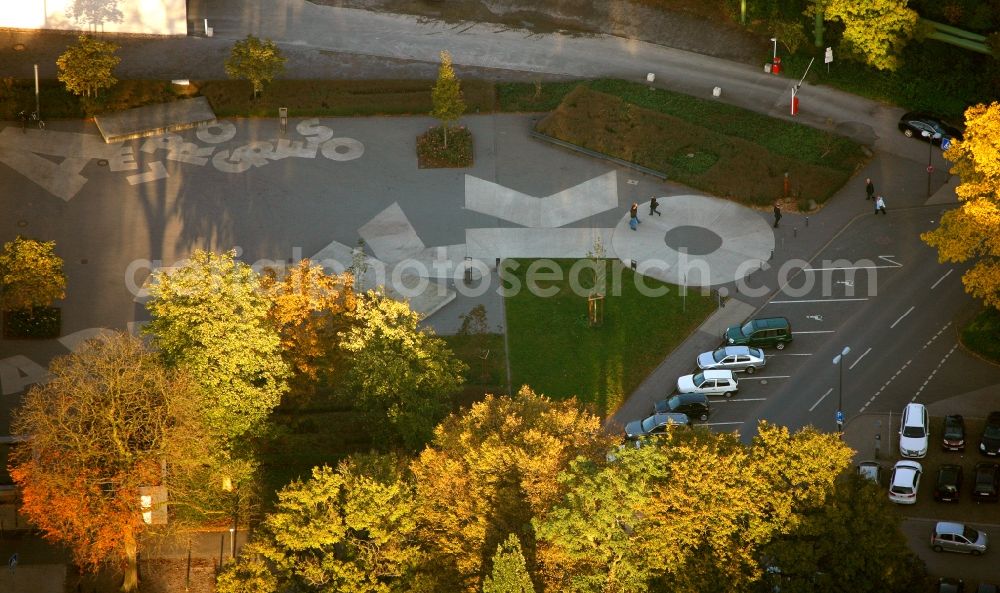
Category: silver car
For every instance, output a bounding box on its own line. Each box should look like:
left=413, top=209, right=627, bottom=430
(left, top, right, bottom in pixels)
left=931, top=521, right=988, bottom=555
left=676, top=369, right=739, bottom=398
left=696, top=346, right=766, bottom=374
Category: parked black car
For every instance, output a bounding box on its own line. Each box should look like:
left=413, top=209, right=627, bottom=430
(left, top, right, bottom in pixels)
left=934, top=464, right=963, bottom=502
left=973, top=463, right=1000, bottom=503
left=980, top=411, right=1000, bottom=456
left=898, top=112, right=963, bottom=146
left=938, top=578, right=965, bottom=593
left=654, top=393, right=711, bottom=422
left=943, top=414, right=966, bottom=451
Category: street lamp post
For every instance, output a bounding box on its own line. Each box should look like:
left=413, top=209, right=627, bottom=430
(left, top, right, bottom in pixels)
left=832, top=346, right=851, bottom=432
left=770, top=37, right=777, bottom=61
left=921, top=131, right=941, bottom=199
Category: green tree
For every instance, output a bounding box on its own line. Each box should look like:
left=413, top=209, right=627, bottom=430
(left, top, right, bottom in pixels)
left=225, top=35, right=287, bottom=98
left=9, top=333, right=215, bottom=592
left=216, top=458, right=421, bottom=593
left=821, top=0, right=919, bottom=70
left=431, top=49, right=466, bottom=148
left=922, top=102, right=1000, bottom=310
left=0, top=236, right=65, bottom=312
left=144, top=249, right=289, bottom=441
left=758, top=474, right=926, bottom=593
left=484, top=534, right=535, bottom=593
left=56, top=34, right=120, bottom=97
left=411, top=388, right=617, bottom=591
left=340, top=291, right=466, bottom=449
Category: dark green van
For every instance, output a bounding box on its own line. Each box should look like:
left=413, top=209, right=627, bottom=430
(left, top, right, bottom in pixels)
left=724, top=317, right=792, bottom=350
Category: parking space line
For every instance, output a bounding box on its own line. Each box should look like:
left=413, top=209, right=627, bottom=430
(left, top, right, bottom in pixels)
left=890, top=306, right=915, bottom=329
left=930, top=269, right=953, bottom=289
left=794, top=330, right=835, bottom=334
left=809, top=388, right=833, bottom=412
left=739, top=375, right=789, bottom=381
left=703, top=421, right=744, bottom=427
left=848, top=347, right=871, bottom=370
left=772, top=353, right=812, bottom=356
left=771, top=298, right=869, bottom=303
left=715, top=398, right=767, bottom=402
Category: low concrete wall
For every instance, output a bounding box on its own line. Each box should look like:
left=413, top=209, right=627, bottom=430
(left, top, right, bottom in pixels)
left=1, top=0, right=187, bottom=36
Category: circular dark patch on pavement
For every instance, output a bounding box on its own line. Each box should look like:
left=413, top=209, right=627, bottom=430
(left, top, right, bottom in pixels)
left=97, top=159, right=109, bottom=166
left=663, top=225, right=723, bottom=256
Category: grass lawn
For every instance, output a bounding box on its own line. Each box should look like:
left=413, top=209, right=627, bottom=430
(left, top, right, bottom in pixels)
left=503, top=258, right=716, bottom=415
left=534, top=82, right=868, bottom=209
left=961, top=307, right=1000, bottom=364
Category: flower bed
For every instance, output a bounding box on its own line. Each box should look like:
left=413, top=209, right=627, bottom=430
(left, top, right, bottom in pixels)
left=3, top=307, right=61, bottom=339
left=416, top=125, right=474, bottom=168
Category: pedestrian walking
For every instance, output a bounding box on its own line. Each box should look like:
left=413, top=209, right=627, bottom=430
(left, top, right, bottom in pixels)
left=875, top=195, right=886, bottom=215
left=649, top=196, right=662, bottom=216
left=865, top=178, right=875, bottom=201
left=773, top=203, right=782, bottom=228
left=630, top=202, right=641, bottom=224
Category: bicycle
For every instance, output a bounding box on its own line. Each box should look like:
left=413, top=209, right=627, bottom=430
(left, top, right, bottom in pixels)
left=30, top=111, right=45, bottom=130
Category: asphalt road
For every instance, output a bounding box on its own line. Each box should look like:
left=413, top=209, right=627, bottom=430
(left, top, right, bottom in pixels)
left=903, top=517, right=1000, bottom=585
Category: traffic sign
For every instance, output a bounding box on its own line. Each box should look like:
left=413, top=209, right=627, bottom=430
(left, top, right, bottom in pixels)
left=835, top=410, right=845, bottom=424
left=927, top=165, right=934, bottom=174
left=824, top=47, right=833, bottom=64
left=941, top=137, right=951, bottom=150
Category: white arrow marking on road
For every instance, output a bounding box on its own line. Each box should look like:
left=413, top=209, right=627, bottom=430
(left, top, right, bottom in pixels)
left=879, top=255, right=902, bottom=267
left=806, top=314, right=824, bottom=321
left=930, top=269, right=953, bottom=289
left=836, top=280, right=854, bottom=287
left=890, top=306, right=915, bottom=329
left=809, top=388, right=833, bottom=412
left=848, top=347, right=871, bottom=370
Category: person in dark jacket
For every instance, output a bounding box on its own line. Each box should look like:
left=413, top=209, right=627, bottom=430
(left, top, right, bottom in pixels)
left=649, top=197, right=662, bottom=216
left=773, top=203, right=782, bottom=228
left=865, top=178, right=875, bottom=201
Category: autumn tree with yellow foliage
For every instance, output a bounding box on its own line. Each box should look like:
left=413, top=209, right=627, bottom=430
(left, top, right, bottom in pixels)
left=410, top=388, right=617, bottom=591
left=263, top=259, right=355, bottom=380
left=923, top=102, right=1000, bottom=310
left=818, top=0, right=919, bottom=71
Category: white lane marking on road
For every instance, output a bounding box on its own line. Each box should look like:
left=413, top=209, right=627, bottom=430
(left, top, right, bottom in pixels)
left=739, top=376, right=790, bottom=381
left=806, top=314, right=824, bottom=321
left=793, top=330, right=835, bottom=335
left=702, top=421, right=744, bottom=427
left=715, top=398, right=767, bottom=403
left=913, top=344, right=957, bottom=399
left=809, top=388, right=833, bottom=412
left=931, top=269, right=953, bottom=289
left=848, top=347, right=872, bottom=370
left=859, top=357, right=914, bottom=413
left=890, top=306, right=915, bottom=329
left=773, top=353, right=812, bottom=356
left=771, top=298, right=869, bottom=303
left=803, top=255, right=901, bottom=272
left=879, top=255, right=902, bottom=266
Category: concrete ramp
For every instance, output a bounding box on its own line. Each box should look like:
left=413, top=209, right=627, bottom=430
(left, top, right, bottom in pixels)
left=94, top=97, right=216, bottom=143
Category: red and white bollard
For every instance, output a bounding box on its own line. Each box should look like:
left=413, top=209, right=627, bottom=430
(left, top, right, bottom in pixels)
left=790, top=86, right=799, bottom=116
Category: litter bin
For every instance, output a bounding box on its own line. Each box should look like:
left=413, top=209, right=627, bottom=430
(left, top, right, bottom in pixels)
left=772, top=56, right=782, bottom=75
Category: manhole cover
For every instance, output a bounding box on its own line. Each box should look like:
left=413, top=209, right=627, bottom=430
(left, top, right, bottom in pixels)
left=97, top=159, right=109, bottom=166
left=13, top=43, right=25, bottom=51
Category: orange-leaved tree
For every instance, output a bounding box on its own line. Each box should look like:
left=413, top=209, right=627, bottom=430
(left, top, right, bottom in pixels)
left=263, top=259, right=355, bottom=380
left=10, top=332, right=213, bottom=591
